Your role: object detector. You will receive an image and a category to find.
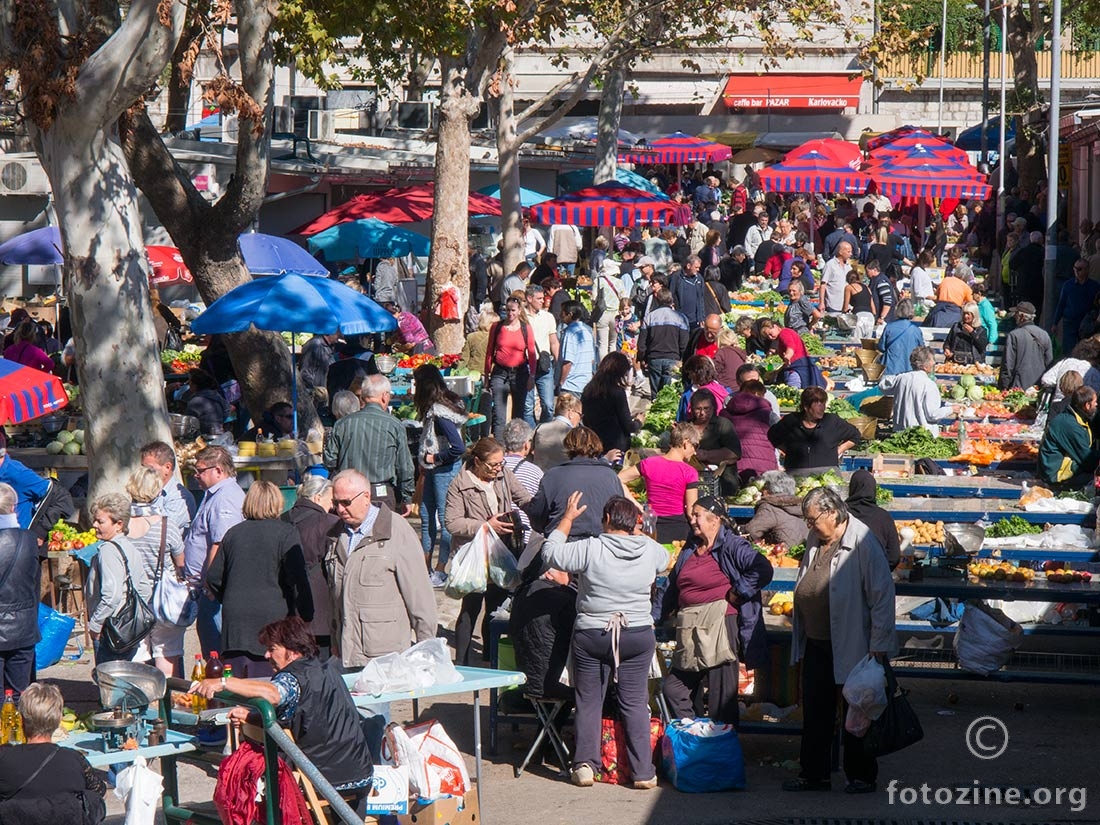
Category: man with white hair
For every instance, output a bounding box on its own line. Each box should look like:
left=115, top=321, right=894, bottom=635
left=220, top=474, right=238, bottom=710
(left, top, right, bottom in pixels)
left=323, top=374, right=414, bottom=514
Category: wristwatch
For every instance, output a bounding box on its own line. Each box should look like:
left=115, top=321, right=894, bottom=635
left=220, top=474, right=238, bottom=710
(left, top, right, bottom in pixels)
left=221, top=676, right=228, bottom=689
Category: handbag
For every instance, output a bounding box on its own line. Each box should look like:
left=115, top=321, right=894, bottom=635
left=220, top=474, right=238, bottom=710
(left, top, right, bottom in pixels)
left=101, top=541, right=156, bottom=654
left=863, top=660, right=923, bottom=756
left=151, top=517, right=198, bottom=627
left=536, top=350, right=553, bottom=377
left=671, top=600, right=735, bottom=672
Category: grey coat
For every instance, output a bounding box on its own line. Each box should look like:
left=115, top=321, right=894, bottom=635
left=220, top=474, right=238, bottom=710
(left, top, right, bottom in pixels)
left=790, top=516, right=897, bottom=683
left=999, top=323, right=1053, bottom=390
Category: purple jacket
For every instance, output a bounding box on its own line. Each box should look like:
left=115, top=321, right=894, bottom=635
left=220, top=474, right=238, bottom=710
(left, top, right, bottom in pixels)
left=722, top=392, right=778, bottom=476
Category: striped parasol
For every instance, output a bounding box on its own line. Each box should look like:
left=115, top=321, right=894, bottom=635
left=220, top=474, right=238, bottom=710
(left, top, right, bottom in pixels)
left=0, top=360, right=68, bottom=424
left=869, top=157, right=992, bottom=200
left=868, top=129, right=970, bottom=165
left=617, top=132, right=733, bottom=165
left=785, top=138, right=863, bottom=171
left=756, top=151, right=871, bottom=194
left=527, top=182, right=692, bottom=227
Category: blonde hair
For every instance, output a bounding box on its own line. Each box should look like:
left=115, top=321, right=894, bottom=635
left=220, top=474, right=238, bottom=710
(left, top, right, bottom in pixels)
left=19, top=682, right=64, bottom=740
left=126, top=466, right=163, bottom=504
left=91, top=492, right=131, bottom=532
left=478, top=309, right=500, bottom=332
left=242, top=480, right=285, bottom=520
left=1059, top=370, right=1084, bottom=397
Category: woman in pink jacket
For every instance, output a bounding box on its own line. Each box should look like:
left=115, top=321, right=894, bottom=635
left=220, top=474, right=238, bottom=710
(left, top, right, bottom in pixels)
left=4, top=320, right=54, bottom=373
left=722, top=380, right=778, bottom=485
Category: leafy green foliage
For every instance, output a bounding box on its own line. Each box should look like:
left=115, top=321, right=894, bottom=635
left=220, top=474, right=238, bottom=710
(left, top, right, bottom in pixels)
left=643, top=382, right=682, bottom=434
left=866, top=427, right=958, bottom=458
left=985, top=515, right=1043, bottom=538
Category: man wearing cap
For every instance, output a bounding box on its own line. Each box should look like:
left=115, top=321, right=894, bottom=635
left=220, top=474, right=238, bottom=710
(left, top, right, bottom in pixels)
left=1000, top=302, right=1053, bottom=390
left=1051, top=260, right=1100, bottom=354
left=631, top=256, right=657, bottom=317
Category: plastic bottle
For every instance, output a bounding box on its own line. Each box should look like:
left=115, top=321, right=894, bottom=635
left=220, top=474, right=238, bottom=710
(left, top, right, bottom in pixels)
left=223, top=664, right=234, bottom=684
left=956, top=416, right=969, bottom=453
left=190, top=654, right=207, bottom=713
left=642, top=504, right=657, bottom=538
left=205, top=651, right=224, bottom=680
left=1, top=691, right=17, bottom=745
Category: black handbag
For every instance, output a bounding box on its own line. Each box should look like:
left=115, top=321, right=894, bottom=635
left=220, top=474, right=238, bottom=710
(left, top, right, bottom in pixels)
left=864, top=660, right=923, bottom=757
left=101, top=541, right=156, bottom=654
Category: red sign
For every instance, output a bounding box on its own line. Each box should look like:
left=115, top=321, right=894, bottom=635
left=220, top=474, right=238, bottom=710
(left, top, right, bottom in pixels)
left=723, top=74, right=862, bottom=110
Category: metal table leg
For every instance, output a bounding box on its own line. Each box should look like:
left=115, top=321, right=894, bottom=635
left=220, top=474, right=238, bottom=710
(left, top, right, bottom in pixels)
left=473, top=690, right=483, bottom=814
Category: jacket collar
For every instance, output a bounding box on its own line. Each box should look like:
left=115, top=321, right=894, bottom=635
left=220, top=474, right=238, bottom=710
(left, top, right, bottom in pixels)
left=332, top=503, right=395, bottom=546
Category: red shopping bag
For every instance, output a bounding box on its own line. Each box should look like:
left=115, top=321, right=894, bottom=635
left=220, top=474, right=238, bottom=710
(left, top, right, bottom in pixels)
left=593, top=717, right=662, bottom=785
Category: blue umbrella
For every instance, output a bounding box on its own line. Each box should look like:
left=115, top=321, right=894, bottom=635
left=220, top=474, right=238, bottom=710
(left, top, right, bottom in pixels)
left=557, top=168, right=668, bottom=198
left=474, top=185, right=552, bottom=207
left=191, top=272, right=396, bottom=435
left=0, top=226, right=62, bottom=265
left=306, top=218, right=430, bottom=261
left=239, top=233, right=328, bottom=276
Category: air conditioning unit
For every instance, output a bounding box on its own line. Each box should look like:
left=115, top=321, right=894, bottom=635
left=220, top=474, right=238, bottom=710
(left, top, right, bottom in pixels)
left=307, top=110, right=335, bottom=141
left=0, top=158, right=50, bottom=196
left=221, top=113, right=239, bottom=143
left=396, top=101, right=434, bottom=131
left=273, top=105, right=295, bottom=134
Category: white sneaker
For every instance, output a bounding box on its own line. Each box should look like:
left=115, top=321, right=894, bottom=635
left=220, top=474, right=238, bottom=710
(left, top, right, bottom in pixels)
left=571, top=764, right=594, bottom=787
left=429, top=571, right=447, bottom=588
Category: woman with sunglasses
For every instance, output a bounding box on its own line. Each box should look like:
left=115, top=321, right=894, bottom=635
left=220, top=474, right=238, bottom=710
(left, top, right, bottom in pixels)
left=785, top=487, right=895, bottom=795
left=444, top=437, right=532, bottom=665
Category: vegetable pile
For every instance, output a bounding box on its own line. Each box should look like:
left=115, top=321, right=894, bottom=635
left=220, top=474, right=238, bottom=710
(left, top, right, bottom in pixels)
left=826, top=397, right=860, bottom=419
left=866, top=427, right=957, bottom=458
left=801, top=333, right=829, bottom=356
left=642, top=382, right=682, bottom=435
left=984, top=515, right=1043, bottom=538
left=772, top=385, right=803, bottom=408
left=397, top=353, right=460, bottom=370
left=160, top=345, right=203, bottom=373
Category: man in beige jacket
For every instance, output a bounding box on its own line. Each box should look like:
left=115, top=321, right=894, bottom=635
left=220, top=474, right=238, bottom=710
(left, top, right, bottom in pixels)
left=325, top=469, right=438, bottom=668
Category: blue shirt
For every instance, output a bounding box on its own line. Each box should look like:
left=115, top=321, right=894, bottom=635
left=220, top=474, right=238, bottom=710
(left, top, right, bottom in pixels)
left=1054, top=278, right=1100, bottom=325
left=879, top=320, right=926, bottom=376
left=0, top=454, right=51, bottom=528
left=184, top=477, right=245, bottom=578
left=559, top=321, right=595, bottom=394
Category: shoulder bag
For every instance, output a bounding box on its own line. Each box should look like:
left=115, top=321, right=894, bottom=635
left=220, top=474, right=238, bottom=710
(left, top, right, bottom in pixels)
left=863, top=660, right=924, bottom=756
left=101, top=540, right=156, bottom=654
left=151, top=517, right=198, bottom=627
left=671, top=599, right=735, bottom=672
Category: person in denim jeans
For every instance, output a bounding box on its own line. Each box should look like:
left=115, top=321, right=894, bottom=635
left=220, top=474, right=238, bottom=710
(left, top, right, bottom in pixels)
left=522, top=285, right=559, bottom=425
left=485, top=296, right=537, bottom=438
left=637, top=287, right=688, bottom=398
left=413, top=365, right=468, bottom=587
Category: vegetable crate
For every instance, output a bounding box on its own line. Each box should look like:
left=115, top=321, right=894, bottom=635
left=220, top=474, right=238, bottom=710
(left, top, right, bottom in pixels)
left=872, top=454, right=913, bottom=478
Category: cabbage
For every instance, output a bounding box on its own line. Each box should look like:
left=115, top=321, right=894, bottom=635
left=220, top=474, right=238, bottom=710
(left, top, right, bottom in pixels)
left=958, top=374, right=977, bottom=390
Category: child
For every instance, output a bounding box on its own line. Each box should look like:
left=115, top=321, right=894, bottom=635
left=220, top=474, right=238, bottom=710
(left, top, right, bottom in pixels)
left=972, top=282, right=998, bottom=347
left=615, top=297, right=644, bottom=393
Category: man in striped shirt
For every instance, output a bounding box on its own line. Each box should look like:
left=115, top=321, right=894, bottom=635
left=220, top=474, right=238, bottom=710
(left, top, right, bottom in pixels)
left=501, top=420, right=544, bottom=546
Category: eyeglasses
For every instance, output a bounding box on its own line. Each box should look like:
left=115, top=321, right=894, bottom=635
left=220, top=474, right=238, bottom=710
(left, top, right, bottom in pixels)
left=804, top=511, right=828, bottom=528
left=193, top=465, right=216, bottom=477
left=479, top=458, right=505, bottom=470
left=332, top=490, right=366, bottom=509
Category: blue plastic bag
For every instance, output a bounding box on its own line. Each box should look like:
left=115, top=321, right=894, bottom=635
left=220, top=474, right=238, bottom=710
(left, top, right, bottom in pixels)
left=661, top=718, right=746, bottom=793
left=36, top=603, right=76, bottom=668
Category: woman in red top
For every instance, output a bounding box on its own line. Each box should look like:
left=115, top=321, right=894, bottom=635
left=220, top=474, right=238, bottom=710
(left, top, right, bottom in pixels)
left=4, top=320, right=54, bottom=373
left=484, top=296, right=537, bottom=438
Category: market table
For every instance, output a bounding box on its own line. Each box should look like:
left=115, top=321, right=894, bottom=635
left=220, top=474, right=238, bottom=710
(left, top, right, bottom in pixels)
left=59, top=727, right=198, bottom=769
left=730, top=498, right=1089, bottom=524
left=344, top=665, right=525, bottom=812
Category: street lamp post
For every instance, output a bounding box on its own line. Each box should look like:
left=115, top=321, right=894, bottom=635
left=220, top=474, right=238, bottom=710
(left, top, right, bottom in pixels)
left=1043, top=0, right=1063, bottom=327
left=937, top=0, right=948, bottom=133
left=981, top=0, right=992, bottom=166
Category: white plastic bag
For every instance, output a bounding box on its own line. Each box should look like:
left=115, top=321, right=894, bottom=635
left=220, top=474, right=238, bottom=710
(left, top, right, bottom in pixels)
left=955, top=600, right=1024, bottom=675
left=444, top=529, right=490, bottom=599
left=383, top=720, right=471, bottom=800
left=404, top=637, right=462, bottom=686
left=353, top=638, right=461, bottom=695
left=486, top=528, right=521, bottom=590
left=841, top=655, right=887, bottom=736
left=114, top=756, right=163, bottom=825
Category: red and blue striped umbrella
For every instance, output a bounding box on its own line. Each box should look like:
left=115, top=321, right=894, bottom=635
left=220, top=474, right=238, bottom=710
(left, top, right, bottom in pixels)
left=527, top=182, right=693, bottom=227
left=868, top=130, right=970, bottom=165
left=864, top=144, right=985, bottom=180
left=870, top=157, right=992, bottom=200
left=618, top=132, right=733, bottom=165
left=756, top=151, right=871, bottom=194
left=785, top=138, right=863, bottom=171
left=0, top=360, right=68, bottom=424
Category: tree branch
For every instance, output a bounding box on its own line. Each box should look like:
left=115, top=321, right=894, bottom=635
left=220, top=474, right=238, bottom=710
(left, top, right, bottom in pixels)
left=76, top=0, right=186, bottom=128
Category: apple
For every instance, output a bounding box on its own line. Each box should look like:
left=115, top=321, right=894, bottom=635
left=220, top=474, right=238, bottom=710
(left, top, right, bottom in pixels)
left=72, top=539, right=84, bottom=549
left=50, top=531, right=63, bottom=542
left=60, top=540, right=73, bottom=551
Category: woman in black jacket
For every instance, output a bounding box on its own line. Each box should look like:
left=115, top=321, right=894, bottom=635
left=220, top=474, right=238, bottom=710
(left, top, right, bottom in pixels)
left=767, top=387, right=861, bottom=472
left=282, top=475, right=341, bottom=658
left=943, top=302, right=989, bottom=365
left=580, top=351, right=640, bottom=454
left=845, top=470, right=901, bottom=570
left=207, top=481, right=313, bottom=677
left=0, top=482, right=40, bottom=695
left=526, top=427, right=624, bottom=540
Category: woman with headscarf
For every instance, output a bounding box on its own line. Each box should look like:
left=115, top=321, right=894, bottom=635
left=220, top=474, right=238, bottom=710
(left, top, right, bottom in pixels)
left=658, top=496, right=773, bottom=726
left=784, top=487, right=895, bottom=795
left=844, top=470, right=901, bottom=570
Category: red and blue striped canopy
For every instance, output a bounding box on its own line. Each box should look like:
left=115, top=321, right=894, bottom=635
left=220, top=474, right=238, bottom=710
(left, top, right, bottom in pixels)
left=756, top=151, right=871, bottom=194
left=618, top=132, right=732, bottom=165
left=786, top=138, right=863, bottom=170
left=527, top=182, right=693, bottom=227
left=0, top=359, right=68, bottom=424
left=869, top=130, right=970, bottom=165
left=870, top=157, right=992, bottom=200
left=864, top=125, right=925, bottom=151
left=864, top=145, right=985, bottom=180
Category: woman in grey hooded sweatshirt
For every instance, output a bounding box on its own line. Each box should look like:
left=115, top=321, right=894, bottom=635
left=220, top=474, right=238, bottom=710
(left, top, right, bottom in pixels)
left=541, top=491, right=669, bottom=790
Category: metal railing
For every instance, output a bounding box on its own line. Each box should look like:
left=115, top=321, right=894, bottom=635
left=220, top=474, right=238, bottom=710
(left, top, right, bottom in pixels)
left=880, top=49, right=1100, bottom=80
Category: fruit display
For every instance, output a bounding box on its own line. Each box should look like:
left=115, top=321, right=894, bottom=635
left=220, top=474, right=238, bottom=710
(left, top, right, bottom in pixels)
left=866, top=427, right=958, bottom=458
left=1042, top=562, right=1093, bottom=583
left=768, top=592, right=794, bottom=616
left=896, top=520, right=945, bottom=544
left=942, top=422, right=1029, bottom=440
left=985, top=515, right=1043, bottom=538
left=754, top=541, right=800, bottom=568
left=47, top=519, right=97, bottom=553
left=772, top=384, right=804, bottom=408
left=160, top=346, right=203, bottom=373
left=981, top=388, right=1037, bottom=412
left=396, top=353, right=460, bottom=370
left=968, top=560, right=1036, bottom=582
left=950, top=439, right=1039, bottom=465
left=937, top=362, right=996, bottom=376
left=45, top=429, right=85, bottom=456
left=816, top=355, right=858, bottom=369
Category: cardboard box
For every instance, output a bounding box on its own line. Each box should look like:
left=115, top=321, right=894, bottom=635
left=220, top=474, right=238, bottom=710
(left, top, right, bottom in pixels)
left=397, top=788, right=479, bottom=825
left=363, top=765, right=410, bottom=816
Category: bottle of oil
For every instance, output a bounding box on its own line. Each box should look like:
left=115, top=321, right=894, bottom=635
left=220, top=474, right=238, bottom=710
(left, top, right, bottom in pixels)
left=190, top=654, right=207, bottom=713
left=205, top=651, right=224, bottom=680
left=1, top=690, right=17, bottom=745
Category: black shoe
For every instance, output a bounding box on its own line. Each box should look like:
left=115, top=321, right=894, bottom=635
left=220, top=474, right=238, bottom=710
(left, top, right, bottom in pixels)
left=782, top=777, right=831, bottom=792
left=845, top=780, right=877, bottom=794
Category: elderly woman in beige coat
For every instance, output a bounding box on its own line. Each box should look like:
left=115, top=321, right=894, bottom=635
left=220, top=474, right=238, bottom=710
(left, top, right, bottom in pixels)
left=444, top=436, right=532, bottom=665
left=785, top=486, right=896, bottom=796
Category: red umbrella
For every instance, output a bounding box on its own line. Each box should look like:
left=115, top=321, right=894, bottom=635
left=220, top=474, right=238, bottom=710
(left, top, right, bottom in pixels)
left=785, top=138, right=863, bottom=171
left=869, top=157, right=991, bottom=200
left=868, top=129, right=970, bottom=165
left=864, top=125, right=925, bottom=151
left=618, top=132, right=732, bottom=165
left=146, top=246, right=193, bottom=285
left=756, top=151, right=871, bottom=195
left=527, top=182, right=693, bottom=227
left=295, top=184, right=502, bottom=235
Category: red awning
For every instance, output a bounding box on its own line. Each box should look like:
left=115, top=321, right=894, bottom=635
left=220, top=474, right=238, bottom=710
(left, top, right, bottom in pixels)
left=722, top=74, right=862, bottom=109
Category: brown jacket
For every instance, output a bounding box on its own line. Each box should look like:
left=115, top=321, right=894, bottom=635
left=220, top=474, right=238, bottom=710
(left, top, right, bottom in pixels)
left=444, top=466, right=533, bottom=547
left=324, top=504, right=438, bottom=667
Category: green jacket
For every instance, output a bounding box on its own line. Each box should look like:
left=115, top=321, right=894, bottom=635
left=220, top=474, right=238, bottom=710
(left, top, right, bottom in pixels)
left=323, top=402, right=415, bottom=502
left=1038, top=407, right=1098, bottom=484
